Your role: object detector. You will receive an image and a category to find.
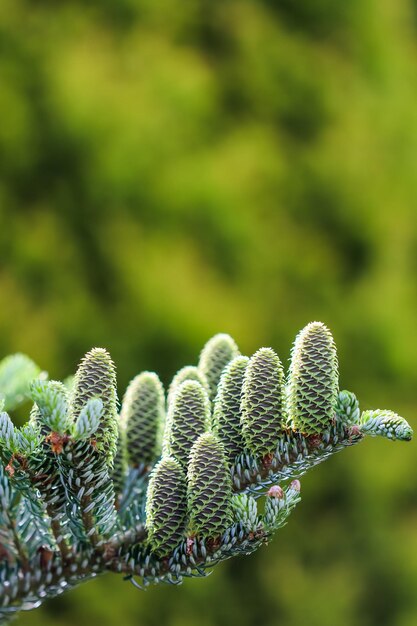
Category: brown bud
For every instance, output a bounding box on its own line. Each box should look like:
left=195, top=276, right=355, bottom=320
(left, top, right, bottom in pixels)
left=262, top=452, right=275, bottom=469
left=186, top=537, right=195, bottom=555
left=267, top=485, right=284, bottom=499
left=5, top=459, right=15, bottom=476
left=45, top=432, right=69, bottom=454
left=38, top=545, right=54, bottom=568
left=349, top=424, right=361, bottom=438
left=308, top=434, right=322, bottom=448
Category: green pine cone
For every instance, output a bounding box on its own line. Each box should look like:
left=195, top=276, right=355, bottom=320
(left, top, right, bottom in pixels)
left=145, top=456, right=187, bottom=556
left=163, top=380, right=210, bottom=467
left=212, top=356, right=249, bottom=463
left=167, top=366, right=210, bottom=409
left=187, top=432, right=233, bottom=539
left=241, top=348, right=285, bottom=457
left=198, top=334, right=240, bottom=403
left=287, top=322, right=339, bottom=435
left=121, top=372, right=165, bottom=467
left=71, top=348, right=118, bottom=464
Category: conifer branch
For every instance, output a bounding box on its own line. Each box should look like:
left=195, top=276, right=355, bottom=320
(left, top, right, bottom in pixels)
left=0, top=324, right=412, bottom=621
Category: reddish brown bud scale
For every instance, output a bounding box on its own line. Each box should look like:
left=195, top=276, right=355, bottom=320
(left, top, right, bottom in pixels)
left=267, top=485, right=284, bottom=499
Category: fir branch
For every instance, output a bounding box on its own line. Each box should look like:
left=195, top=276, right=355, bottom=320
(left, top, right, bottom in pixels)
left=230, top=422, right=363, bottom=495
left=0, top=323, right=412, bottom=620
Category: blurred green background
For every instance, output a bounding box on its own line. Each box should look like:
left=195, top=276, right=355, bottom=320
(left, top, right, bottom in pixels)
left=1, top=0, right=416, bottom=625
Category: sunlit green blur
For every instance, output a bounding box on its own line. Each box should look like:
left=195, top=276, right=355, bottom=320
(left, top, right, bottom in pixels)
left=0, top=1, right=416, bottom=625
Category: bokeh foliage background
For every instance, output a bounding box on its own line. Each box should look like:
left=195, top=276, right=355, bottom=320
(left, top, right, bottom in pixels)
left=1, top=0, right=417, bottom=625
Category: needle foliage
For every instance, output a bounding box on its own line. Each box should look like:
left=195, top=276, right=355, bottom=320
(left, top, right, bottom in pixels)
left=0, top=324, right=412, bottom=623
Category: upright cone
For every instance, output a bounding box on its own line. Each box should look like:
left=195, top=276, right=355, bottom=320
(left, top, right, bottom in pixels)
left=212, top=355, right=249, bottom=463
left=163, top=380, right=210, bottom=467
left=198, top=334, right=239, bottom=403
left=287, top=322, right=338, bottom=435
left=71, top=348, right=118, bottom=463
left=167, top=366, right=209, bottom=409
left=187, top=432, right=232, bottom=538
left=145, top=457, right=187, bottom=556
left=121, top=372, right=165, bottom=467
left=241, top=348, right=285, bottom=457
